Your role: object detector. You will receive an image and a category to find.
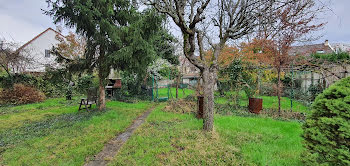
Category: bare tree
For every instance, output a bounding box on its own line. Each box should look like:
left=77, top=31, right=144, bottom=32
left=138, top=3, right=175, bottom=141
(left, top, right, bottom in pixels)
left=256, top=0, right=325, bottom=113
left=146, top=0, right=301, bottom=131
left=0, top=39, right=33, bottom=77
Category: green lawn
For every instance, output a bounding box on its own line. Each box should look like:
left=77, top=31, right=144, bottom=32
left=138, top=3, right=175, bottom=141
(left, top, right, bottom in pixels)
left=215, top=91, right=309, bottom=113
left=0, top=97, right=83, bottom=132
left=0, top=97, right=80, bottom=115
left=216, top=116, right=303, bottom=165
left=0, top=98, right=157, bottom=165
left=156, top=88, right=309, bottom=112
left=110, top=107, right=303, bottom=165
left=0, top=94, right=305, bottom=165
left=155, top=88, right=195, bottom=99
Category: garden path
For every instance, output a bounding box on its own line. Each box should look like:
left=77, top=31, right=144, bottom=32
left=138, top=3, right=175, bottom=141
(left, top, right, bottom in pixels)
left=84, top=105, right=157, bottom=166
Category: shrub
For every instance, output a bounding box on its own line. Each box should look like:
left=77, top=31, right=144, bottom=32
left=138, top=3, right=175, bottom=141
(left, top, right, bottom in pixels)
left=0, top=74, right=36, bottom=88
left=308, top=83, right=324, bottom=101
left=76, top=75, right=94, bottom=94
left=302, top=77, right=350, bottom=165
left=0, top=73, right=66, bottom=97
left=260, top=82, right=275, bottom=96
left=0, top=84, right=46, bottom=105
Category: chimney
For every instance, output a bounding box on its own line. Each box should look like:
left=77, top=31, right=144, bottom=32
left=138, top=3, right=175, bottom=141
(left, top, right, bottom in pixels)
left=324, top=40, right=329, bottom=46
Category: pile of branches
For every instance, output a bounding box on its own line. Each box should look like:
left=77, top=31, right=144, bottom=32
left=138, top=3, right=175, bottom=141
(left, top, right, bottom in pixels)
left=164, top=99, right=196, bottom=114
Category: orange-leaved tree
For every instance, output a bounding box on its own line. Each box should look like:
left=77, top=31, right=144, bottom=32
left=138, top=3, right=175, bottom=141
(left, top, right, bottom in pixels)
left=240, top=39, right=275, bottom=66
left=240, top=39, right=277, bottom=95
left=205, top=45, right=240, bottom=68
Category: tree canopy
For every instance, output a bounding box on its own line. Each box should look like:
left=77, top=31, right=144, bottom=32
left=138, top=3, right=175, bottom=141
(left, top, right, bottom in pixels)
left=45, top=0, right=176, bottom=110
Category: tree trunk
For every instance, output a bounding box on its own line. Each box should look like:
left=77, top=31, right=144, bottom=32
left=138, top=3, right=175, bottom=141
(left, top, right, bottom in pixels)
left=234, top=88, right=240, bottom=108
left=98, top=45, right=106, bottom=111
left=98, top=76, right=106, bottom=110
left=176, top=74, right=179, bottom=99
left=257, top=65, right=261, bottom=96
left=202, top=68, right=216, bottom=131
left=218, top=82, right=225, bottom=96
left=277, top=67, right=281, bottom=114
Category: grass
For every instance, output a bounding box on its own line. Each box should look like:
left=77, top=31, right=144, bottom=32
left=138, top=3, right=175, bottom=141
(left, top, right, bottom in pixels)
left=155, top=88, right=195, bottom=99
left=157, top=88, right=309, bottom=112
left=0, top=97, right=83, bottom=132
left=110, top=107, right=303, bottom=165
left=215, top=91, right=309, bottom=113
left=0, top=90, right=305, bottom=165
left=0, top=98, right=156, bottom=165
left=0, top=97, right=81, bottom=115
left=216, top=116, right=303, bottom=165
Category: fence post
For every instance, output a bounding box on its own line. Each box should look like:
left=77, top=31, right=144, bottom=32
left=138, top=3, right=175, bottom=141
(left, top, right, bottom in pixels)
left=168, top=70, right=170, bottom=99
left=152, top=75, right=154, bottom=102
left=156, top=78, right=159, bottom=101
left=291, top=61, right=294, bottom=112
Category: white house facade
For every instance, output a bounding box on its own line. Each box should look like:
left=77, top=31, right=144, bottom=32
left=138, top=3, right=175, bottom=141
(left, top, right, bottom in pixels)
left=15, top=28, right=64, bottom=73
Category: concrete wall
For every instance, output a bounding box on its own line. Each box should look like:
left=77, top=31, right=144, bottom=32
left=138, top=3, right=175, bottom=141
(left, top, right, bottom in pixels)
left=300, top=65, right=350, bottom=92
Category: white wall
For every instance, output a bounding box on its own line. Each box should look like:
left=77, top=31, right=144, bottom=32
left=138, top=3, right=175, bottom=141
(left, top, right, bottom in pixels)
left=19, top=29, right=61, bottom=72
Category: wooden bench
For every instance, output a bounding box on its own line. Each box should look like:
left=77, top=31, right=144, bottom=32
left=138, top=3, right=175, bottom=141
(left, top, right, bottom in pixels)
left=79, top=87, right=97, bottom=111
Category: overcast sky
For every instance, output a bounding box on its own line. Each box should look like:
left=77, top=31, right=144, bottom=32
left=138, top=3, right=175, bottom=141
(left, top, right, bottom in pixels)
left=0, top=0, right=349, bottom=45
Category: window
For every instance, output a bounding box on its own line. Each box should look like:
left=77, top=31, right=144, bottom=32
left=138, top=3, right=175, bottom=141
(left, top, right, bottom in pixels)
left=45, top=49, right=50, bottom=58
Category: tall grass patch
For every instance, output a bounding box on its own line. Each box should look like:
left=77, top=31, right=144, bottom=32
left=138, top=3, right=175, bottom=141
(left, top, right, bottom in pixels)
left=111, top=108, right=303, bottom=165
left=0, top=100, right=153, bottom=165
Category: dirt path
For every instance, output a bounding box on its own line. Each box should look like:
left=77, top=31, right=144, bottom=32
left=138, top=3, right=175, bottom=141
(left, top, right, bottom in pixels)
left=84, top=106, right=156, bottom=166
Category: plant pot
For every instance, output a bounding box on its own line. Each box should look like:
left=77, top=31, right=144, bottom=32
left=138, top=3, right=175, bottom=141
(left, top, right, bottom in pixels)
left=197, top=96, right=204, bottom=119
left=248, top=98, right=263, bottom=114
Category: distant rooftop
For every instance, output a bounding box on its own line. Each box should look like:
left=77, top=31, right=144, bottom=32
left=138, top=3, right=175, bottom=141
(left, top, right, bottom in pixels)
left=289, top=40, right=334, bottom=56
